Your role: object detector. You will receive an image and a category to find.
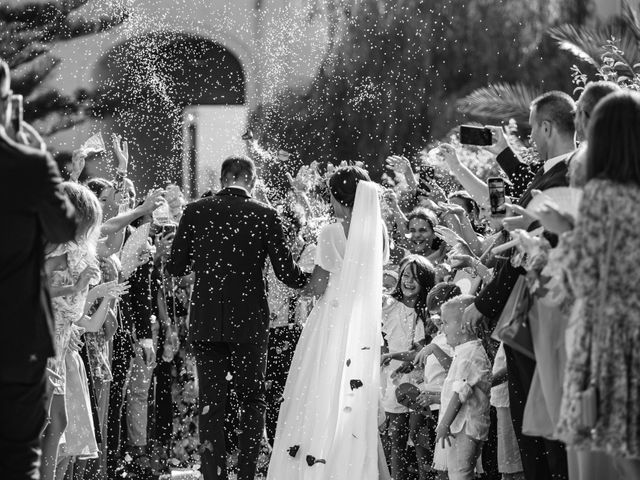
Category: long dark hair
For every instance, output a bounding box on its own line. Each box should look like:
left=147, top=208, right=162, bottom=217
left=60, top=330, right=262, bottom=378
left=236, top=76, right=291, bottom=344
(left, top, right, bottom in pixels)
left=329, top=165, right=371, bottom=208
left=586, top=91, right=640, bottom=186
left=391, top=254, right=436, bottom=324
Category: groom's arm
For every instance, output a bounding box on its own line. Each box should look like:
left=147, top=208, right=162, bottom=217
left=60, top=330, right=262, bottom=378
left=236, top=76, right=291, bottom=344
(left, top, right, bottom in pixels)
left=166, top=203, right=194, bottom=277
left=266, top=209, right=309, bottom=289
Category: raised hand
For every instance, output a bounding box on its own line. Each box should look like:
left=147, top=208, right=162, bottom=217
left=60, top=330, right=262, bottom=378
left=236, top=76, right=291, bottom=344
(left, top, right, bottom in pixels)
left=139, top=188, right=166, bottom=215
left=75, top=264, right=101, bottom=292
left=483, top=125, right=509, bottom=156
left=69, top=149, right=87, bottom=182
left=112, top=134, right=129, bottom=172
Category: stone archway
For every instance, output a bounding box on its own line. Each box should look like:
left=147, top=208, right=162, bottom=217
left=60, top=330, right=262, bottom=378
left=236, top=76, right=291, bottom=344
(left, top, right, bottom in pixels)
left=93, top=32, right=246, bottom=193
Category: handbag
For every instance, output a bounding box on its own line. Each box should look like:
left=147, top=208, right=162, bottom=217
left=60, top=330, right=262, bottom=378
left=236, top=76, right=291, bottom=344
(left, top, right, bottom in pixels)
left=573, top=224, right=615, bottom=430
left=491, top=275, right=535, bottom=359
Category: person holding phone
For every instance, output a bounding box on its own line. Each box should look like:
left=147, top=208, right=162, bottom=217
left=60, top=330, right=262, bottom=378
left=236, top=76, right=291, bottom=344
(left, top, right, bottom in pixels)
left=464, top=91, right=577, bottom=480
left=0, top=58, right=78, bottom=480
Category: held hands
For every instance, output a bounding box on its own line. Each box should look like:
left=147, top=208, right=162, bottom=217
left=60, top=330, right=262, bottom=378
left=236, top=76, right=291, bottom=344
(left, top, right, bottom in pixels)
left=68, top=324, right=85, bottom=352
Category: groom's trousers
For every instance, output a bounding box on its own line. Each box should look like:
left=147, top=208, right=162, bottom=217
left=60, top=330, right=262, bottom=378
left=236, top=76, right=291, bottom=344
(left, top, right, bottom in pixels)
left=194, top=340, right=268, bottom=480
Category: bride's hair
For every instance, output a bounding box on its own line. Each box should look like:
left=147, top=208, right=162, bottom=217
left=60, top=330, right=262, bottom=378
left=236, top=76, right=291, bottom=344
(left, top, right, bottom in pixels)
left=329, top=165, right=371, bottom=208
left=60, top=181, right=103, bottom=259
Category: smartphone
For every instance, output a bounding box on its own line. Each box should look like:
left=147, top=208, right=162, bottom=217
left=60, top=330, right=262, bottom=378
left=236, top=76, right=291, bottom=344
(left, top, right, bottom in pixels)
left=9, top=94, right=23, bottom=135
left=160, top=224, right=177, bottom=236
left=460, top=125, right=492, bottom=146
left=488, top=177, right=507, bottom=216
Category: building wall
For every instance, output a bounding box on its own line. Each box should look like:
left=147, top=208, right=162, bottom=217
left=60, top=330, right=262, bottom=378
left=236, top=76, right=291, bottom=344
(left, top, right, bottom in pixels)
left=46, top=0, right=329, bottom=152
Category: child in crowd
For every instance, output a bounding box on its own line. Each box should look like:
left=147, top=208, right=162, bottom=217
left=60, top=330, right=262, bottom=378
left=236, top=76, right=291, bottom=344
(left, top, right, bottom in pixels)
left=435, top=295, right=492, bottom=480
left=412, top=282, right=461, bottom=479
left=380, top=255, right=436, bottom=480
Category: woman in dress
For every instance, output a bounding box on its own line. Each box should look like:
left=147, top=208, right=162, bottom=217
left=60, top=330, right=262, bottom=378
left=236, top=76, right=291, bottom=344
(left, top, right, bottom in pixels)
left=268, top=166, right=387, bottom=479
left=556, top=91, right=640, bottom=479
left=41, top=182, right=102, bottom=480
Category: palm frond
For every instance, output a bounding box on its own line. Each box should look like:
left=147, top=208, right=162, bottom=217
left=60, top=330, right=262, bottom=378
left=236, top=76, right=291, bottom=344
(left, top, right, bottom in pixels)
left=457, top=83, right=542, bottom=125
left=548, top=24, right=640, bottom=67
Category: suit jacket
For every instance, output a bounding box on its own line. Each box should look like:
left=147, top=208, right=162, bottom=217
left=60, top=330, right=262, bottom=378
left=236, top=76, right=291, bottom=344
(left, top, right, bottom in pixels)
left=0, top=132, right=77, bottom=365
left=166, top=187, right=308, bottom=344
left=475, top=147, right=572, bottom=320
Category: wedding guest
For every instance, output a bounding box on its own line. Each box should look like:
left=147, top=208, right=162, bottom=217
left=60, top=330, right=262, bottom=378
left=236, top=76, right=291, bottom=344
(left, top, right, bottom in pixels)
left=41, top=182, right=103, bottom=480
left=404, top=208, right=445, bottom=262
left=570, top=81, right=620, bottom=188
left=380, top=255, right=435, bottom=480
left=557, top=91, right=640, bottom=479
left=466, top=91, right=576, bottom=480
left=413, top=282, right=461, bottom=480
left=435, top=295, right=491, bottom=480
left=0, top=57, right=78, bottom=480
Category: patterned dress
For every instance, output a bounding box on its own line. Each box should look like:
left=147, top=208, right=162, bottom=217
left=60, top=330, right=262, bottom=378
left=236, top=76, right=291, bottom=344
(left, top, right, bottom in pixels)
left=557, top=179, right=640, bottom=459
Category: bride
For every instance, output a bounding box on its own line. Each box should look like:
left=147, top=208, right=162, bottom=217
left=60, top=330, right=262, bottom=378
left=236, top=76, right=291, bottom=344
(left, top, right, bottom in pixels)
left=267, top=166, right=388, bottom=479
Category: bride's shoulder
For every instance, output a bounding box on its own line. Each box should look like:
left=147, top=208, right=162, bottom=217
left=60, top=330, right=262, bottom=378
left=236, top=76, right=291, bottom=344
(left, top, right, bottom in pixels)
left=318, top=222, right=343, bottom=241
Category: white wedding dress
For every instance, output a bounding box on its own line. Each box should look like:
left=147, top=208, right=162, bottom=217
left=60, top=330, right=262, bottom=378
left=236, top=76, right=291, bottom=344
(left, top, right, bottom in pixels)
left=267, top=181, right=386, bottom=480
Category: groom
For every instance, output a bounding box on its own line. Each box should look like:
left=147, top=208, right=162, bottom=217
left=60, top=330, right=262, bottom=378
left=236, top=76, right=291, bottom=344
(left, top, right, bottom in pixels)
left=167, top=155, right=309, bottom=480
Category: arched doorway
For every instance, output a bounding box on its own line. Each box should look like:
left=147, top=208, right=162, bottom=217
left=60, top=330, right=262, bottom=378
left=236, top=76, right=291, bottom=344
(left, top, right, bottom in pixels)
left=93, top=32, right=246, bottom=194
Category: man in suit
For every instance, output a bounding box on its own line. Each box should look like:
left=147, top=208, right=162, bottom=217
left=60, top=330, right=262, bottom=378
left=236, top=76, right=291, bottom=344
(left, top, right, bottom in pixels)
left=0, top=59, right=78, bottom=480
left=466, top=91, right=577, bottom=480
left=167, top=156, right=309, bottom=480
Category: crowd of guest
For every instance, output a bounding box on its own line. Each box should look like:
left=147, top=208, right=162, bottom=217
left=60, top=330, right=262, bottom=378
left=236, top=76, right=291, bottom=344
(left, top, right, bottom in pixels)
left=2, top=48, right=640, bottom=480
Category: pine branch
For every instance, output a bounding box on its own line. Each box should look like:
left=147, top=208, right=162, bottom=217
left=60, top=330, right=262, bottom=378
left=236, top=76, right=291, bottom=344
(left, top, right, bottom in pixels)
left=10, top=55, right=61, bottom=97
left=0, top=0, right=90, bottom=27
left=456, top=82, right=542, bottom=125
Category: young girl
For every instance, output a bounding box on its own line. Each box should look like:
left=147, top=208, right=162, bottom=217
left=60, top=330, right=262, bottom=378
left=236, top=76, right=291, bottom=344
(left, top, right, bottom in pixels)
left=41, top=182, right=103, bottom=480
left=435, top=295, right=491, bottom=480
left=380, top=255, right=436, bottom=480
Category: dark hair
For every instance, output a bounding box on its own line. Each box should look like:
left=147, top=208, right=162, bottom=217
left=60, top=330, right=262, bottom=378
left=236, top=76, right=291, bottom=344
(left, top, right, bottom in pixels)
left=220, top=155, right=255, bottom=184
left=391, top=254, right=436, bottom=324
left=448, top=190, right=480, bottom=217
left=329, top=165, right=371, bottom=208
left=580, top=81, right=621, bottom=117
left=586, top=91, right=640, bottom=186
left=406, top=207, right=442, bottom=250
left=530, top=91, right=576, bottom=137
left=426, top=282, right=462, bottom=312
left=85, top=177, right=114, bottom=197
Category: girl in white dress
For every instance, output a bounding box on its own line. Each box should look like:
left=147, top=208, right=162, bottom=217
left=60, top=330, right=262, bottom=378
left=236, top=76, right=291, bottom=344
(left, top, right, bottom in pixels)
left=268, top=166, right=387, bottom=480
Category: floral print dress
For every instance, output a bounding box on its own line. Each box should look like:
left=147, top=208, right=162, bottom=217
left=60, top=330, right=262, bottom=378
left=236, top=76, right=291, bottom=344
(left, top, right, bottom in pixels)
left=557, top=179, right=640, bottom=459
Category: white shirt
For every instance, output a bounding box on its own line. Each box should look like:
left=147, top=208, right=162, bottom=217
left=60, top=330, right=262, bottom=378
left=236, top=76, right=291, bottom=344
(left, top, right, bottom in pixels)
left=490, top=343, right=509, bottom=408
left=439, top=339, right=492, bottom=441
left=419, top=333, right=454, bottom=411
left=543, top=153, right=569, bottom=172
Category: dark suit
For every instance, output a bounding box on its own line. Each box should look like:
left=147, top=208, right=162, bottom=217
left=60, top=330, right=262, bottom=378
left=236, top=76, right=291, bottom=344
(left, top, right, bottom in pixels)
left=475, top=147, right=572, bottom=480
left=0, top=132, right=77, bottom=480
left=167, top=187, right=308, bottom=480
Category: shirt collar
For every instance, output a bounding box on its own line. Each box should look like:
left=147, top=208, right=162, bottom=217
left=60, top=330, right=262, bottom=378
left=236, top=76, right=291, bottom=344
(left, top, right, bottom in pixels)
left=543, top=153, right=569, bottom=173
left=453, top=339, right=482, bottom=354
